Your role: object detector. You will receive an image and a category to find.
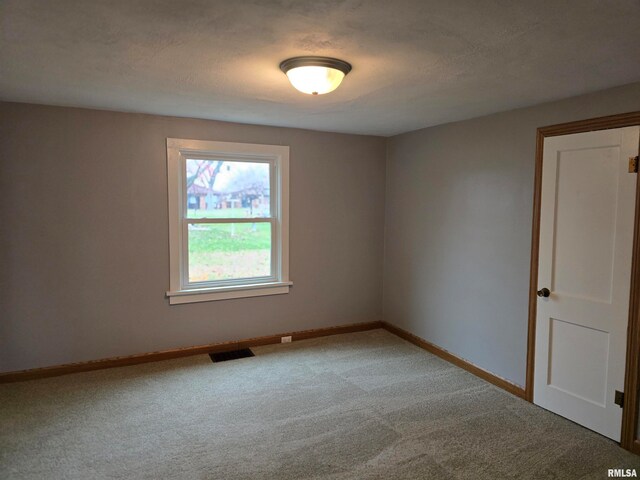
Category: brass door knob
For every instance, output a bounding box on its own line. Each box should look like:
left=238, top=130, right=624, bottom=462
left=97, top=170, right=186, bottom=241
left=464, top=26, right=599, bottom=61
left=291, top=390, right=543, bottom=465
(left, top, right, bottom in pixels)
left=537, top=288, right=550, bottom=298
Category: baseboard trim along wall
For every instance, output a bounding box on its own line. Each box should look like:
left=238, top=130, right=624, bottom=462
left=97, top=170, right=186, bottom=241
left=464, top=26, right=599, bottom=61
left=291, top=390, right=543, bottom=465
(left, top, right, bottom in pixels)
left=0, top=321, right=384, bottom=383
left=381, top=322, right=527, bottom=399
left=1, top=320, right=527, bottom=400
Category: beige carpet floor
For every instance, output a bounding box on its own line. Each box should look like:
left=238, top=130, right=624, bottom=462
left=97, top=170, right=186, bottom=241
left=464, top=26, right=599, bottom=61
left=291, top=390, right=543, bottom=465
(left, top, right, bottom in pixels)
left=1, top=329, right=639, bottom=479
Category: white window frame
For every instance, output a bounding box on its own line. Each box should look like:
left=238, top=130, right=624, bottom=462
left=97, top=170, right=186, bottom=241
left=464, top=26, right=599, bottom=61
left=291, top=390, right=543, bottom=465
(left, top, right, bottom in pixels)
left=166, top=138, right=290, bottom=305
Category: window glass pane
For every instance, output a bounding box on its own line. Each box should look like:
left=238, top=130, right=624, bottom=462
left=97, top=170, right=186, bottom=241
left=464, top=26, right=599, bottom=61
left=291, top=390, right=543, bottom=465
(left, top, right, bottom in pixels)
left=188, top=222, right=271, bottom=283
left=186, top=159, right=270, bottom=219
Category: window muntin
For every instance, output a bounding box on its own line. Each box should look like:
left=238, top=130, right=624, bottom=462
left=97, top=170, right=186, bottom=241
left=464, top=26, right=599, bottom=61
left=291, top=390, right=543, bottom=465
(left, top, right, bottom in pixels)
left=166, top=139, right=290, bottom=304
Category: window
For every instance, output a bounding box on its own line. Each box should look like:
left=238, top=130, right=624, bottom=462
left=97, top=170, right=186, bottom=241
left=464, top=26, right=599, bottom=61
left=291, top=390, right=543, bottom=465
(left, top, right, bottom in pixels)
left=166, top=138, right=290, bottom=304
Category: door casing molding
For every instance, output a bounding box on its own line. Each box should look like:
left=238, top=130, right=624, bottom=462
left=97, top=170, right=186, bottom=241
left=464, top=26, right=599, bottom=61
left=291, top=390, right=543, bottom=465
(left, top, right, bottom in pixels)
left=526, top=111, right=640, bottom=452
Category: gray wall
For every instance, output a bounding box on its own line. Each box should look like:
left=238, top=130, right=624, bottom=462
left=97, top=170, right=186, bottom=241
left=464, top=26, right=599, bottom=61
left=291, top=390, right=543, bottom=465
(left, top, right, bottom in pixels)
left=383, top=82, right=640, bottom=387
left=3, top=82, right=639, bottom=379
left=0, top=103, right=386, bottom=373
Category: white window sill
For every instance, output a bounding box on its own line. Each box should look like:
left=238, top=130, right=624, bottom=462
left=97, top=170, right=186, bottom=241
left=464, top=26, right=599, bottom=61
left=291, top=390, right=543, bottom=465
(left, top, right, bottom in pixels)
left=166, top=281, right=293, bottom=305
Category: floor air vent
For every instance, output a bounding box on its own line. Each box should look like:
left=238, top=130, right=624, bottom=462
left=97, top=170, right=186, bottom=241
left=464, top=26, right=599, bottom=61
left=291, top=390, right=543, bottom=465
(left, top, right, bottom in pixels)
left=209, top=349, right=255, bottom=363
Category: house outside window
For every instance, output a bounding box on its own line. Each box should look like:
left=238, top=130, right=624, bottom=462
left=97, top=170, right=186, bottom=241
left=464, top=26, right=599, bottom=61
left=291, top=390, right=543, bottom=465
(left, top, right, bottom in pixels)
left=166, top=138, right=290, bottom=304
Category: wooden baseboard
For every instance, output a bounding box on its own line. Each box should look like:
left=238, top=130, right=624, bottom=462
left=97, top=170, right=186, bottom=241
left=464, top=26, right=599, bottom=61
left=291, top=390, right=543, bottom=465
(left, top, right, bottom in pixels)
left=382, top=322, right=527, bottom=399
left=0, top=321, right=383, bottom=383
left=1, top=320, right=526, bottom=400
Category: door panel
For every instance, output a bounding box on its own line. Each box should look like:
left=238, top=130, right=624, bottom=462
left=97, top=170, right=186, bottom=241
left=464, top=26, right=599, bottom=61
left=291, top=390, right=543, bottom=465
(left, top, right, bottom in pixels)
left=552, top=146, right=619, bottom=302
left=534, top=126, right=639, bottom=441
left=548, top=317, right=609, bottom=407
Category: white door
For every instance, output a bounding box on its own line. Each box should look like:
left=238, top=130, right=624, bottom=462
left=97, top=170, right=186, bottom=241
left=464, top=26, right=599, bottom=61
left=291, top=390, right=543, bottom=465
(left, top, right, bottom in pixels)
left=534, top=126, right=639, bottom=441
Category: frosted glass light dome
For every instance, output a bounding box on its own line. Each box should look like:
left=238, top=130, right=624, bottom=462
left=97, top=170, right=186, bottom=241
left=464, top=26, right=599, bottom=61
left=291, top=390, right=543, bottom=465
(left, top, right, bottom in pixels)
left=280, top=57, right=352, bottom=95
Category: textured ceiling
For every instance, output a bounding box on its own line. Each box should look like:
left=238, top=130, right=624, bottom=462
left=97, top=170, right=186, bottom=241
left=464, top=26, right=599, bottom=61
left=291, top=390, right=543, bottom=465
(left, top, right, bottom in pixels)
left=1, top=0, right=640, bottom=136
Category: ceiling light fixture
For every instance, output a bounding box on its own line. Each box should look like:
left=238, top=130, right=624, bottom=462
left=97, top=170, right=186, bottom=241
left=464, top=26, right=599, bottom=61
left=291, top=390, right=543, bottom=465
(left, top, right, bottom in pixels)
left=279, top=56, right=352, bottom=95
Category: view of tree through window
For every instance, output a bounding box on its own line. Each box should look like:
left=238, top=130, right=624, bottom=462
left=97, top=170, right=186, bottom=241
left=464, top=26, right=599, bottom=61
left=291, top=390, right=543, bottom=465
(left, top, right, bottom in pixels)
left=185, top=159, right=272, bottom=283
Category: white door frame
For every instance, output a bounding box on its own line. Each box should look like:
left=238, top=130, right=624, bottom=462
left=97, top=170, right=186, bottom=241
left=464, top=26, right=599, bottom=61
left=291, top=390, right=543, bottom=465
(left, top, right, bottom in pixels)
left=526, top=111, right=640, bottom=453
